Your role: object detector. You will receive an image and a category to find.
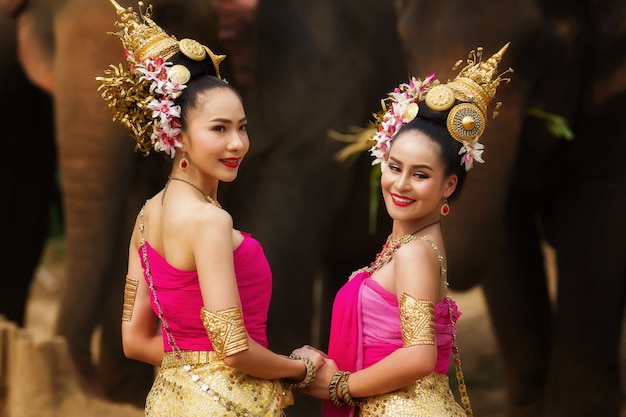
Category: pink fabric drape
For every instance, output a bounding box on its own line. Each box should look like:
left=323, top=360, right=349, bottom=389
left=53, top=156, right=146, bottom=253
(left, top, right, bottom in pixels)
left=141, top=232, right=272, bottom=351
left=324, top=271, right=369, bottom=417
left=323, top=269, right=461, bottom=417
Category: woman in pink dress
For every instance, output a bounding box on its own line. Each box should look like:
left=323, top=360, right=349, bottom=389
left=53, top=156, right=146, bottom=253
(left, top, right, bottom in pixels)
left=297, top=44, right=512, bottom=416
left=98, top=2, right=324, bottom=416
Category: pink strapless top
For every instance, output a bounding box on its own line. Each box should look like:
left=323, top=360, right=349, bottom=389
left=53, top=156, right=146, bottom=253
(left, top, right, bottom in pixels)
left=327, top=269, right=460, bottom=375
left=140, top=232, right=272, bottom=352
left=360, top=273, right=460, bottom=373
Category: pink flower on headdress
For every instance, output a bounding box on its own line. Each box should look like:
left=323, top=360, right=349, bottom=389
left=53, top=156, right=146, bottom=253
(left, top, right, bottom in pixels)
left=459, top=141, right=485, bottom=171
left=153, top=126, right=183, bottom=154
left=148, top=98, right=181, bottom=121
left=369, top=74, right=437, bottom=166
left=134, top=57, right=188, bottom=157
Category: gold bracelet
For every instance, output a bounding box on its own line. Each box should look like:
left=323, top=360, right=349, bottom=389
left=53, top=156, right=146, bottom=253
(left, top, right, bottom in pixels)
left=287, top=354, right=316, bottom=389
left=399, top=293, right=435, bottom=346
left=329, top=371, right=350, bottom=406
left=122, top=276, right=138, bottom=322
left=338, top=371, right=357, bottom=406
left=200, top=306, right=249, bottom=359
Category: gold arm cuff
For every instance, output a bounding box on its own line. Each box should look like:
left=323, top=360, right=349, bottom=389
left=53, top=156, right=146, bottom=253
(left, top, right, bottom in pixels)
left=122, top=276, right=139, bottom=322
left=399, top=293, right=435, bottom=346
left=200, top=306, right=249, bottom=359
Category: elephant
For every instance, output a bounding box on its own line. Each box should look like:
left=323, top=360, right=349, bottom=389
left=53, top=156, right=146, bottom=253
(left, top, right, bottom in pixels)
left=391, top=1, right=626, bottom=416
left=0, top=4, right=58, bottom=329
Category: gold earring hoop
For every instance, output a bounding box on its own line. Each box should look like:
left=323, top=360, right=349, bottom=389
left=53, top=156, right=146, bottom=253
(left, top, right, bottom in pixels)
left=441, top=199, right=450, bottom=216
left=179, top=152, right=189, bottom=170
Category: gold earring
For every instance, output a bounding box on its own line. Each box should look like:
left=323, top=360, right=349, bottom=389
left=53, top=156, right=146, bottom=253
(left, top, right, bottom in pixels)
left=440, top=199, right=450, bottom=216
left=179, top=152, right=189, bottom=170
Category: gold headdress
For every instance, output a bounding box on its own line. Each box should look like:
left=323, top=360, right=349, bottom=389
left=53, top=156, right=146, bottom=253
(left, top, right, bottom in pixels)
left=337, top=43, right=512, bottom=171
left=425, top=43, right=510, bottom=145
left=96, top=0, right=226, bottom=157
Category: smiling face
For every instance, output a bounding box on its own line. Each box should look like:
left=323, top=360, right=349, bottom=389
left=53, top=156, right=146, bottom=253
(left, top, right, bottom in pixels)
left=180, top=86, right=249, bottom=183
left=381, top=129, right=458, bottom=231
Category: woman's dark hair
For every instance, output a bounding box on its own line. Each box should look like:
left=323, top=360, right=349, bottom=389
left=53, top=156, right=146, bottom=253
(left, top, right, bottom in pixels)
left=394, top=111, right=467, bottom=200
left=174, top=76, right=243, bottom=129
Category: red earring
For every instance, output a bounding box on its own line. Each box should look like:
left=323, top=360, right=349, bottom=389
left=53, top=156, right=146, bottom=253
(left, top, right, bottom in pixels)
left=440, top=199, right=450, bottom=216
left=179, top=152, right=189, bottom=170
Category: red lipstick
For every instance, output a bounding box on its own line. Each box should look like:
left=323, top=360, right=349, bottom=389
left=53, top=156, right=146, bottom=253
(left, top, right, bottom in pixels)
left=391, top=193, right=415, bottom=207
left=221, top=158, right=240, bottom=168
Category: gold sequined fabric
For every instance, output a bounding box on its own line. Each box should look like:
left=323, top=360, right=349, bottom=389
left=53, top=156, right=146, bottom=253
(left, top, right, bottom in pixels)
left=146, top=355, right=293, bottom=417
left=358, top=372, right=465, bottom=417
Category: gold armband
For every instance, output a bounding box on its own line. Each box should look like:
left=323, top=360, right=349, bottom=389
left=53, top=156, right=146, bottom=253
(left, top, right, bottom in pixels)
left=399, top=293, right=435, bottom=346
left=200, top=306, right=249, bottom=359
left=122, top=276, right=139, bottom=322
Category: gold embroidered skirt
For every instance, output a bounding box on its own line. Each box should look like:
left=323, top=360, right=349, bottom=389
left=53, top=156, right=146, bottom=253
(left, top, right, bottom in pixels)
left=358, top=372, right=465, bottom=417
left=146, top=351, right=293, bottom=417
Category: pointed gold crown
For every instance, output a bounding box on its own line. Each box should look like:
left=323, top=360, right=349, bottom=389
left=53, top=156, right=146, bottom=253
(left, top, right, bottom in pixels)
left=97, top=1, right=228, bottom=157
left=424, top=43, right=512, bottom=144
left=108, top=0, right=225, bottom=77
left=447, top=42, right=510, bottom=116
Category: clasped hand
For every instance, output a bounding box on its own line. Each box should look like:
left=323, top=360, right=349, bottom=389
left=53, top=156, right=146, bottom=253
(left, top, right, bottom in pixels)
left=290, top=345, right=339, bottom=399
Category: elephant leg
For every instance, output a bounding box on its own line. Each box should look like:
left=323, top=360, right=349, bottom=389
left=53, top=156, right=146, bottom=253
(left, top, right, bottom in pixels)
left=481, top=189, right=552, bottom=417
left=0, top=52, right=57, bottom=328
left=545, top=182, right=625, bottom=416
left=542, top=107, right=626, bottom=416
left=52, top=0, right=154, bottom=401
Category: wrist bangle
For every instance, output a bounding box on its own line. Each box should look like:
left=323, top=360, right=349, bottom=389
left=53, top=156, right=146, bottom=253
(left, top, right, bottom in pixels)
left=338, top=371, right=357, bottom=406
left=329, top=370, right=348, bottom=406
left=288, top=354, right=316, bottom=389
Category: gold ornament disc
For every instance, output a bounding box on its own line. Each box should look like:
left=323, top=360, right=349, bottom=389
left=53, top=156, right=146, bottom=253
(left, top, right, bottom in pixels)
left=425, top=84, right=456, bottom=111
left=179, top=38, right=206, bottom=61
left=446, top=103, right=485, bottom=143
left=403, top=102, right=419, bottom=121
left=169, top=65, right=191, bottom=85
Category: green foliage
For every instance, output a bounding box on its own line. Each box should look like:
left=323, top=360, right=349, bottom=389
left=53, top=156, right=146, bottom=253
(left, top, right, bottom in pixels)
left=48, top=203, right=64, bottom=239
left=527, top=107, right=575, bottom=140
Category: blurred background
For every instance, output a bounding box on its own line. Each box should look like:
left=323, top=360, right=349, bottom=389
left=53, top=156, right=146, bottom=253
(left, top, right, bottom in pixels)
left=1, top=1, right=625, bottom=416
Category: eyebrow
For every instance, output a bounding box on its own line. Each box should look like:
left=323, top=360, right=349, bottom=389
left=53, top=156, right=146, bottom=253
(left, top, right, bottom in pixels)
left=388, top=157, right=433, bottom=170
left=210, top=117, right=248, bottom=124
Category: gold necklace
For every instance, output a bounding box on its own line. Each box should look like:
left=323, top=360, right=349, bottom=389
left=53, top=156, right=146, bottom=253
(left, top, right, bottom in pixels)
left=368, top=220, right=441, bottom=273
left=168, top=176, right=222, bottom=208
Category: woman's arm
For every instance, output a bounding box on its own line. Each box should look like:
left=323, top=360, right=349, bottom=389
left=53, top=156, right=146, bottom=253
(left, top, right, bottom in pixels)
left=193, top=208, right=324, bottom=381
left=121, top=217, right=164, bottom=367
left=308, top=239, right=442, bottom=400
left=349, top=239, right=442, bottom=397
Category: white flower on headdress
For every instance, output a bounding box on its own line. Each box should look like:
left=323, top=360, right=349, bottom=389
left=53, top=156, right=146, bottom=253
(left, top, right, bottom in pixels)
left=369, top=74, right=436, bottom=165
left=134, top=57, right=187, bottom=157
left=459, top=141, right=485, bottom=171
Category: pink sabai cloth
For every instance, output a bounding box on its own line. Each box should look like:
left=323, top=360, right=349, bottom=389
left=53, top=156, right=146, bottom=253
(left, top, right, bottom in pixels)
left=323, top=269, right=460, bottom=417
left=140, top=232, right=272, bottom=351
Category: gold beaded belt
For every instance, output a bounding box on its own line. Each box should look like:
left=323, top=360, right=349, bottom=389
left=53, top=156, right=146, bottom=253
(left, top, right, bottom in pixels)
left=161, top=350, right=221, bottom=369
